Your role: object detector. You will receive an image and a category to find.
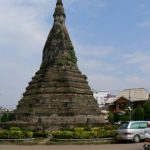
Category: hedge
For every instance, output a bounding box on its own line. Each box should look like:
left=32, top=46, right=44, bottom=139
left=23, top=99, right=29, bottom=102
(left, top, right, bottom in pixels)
left=50, top=127, right=118, bottom=139
left=33, top=132, right=48, bottom=138
left=0, top=128, right=33, bottom=139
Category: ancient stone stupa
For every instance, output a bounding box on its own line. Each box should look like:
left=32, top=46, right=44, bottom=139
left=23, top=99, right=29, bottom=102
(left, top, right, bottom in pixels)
left=15, top=0, right=102, bottom=127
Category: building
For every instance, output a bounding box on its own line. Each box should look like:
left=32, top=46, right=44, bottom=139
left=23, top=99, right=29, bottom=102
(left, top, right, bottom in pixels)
left=15, top=0, right=104, bottom=128
left=106, top=88, right=150, bottom=113
left=93, top=91, right=111, bottom=108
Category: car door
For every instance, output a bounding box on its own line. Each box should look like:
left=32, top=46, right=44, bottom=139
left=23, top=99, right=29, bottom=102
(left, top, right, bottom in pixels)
left=139, top=122, right=148, bottom=139
left=129, top=122, right=148, bottom=141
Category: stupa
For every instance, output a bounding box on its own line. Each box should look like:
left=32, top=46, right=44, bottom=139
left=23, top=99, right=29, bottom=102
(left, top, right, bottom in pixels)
left=15, top=0, right=102, bottom=128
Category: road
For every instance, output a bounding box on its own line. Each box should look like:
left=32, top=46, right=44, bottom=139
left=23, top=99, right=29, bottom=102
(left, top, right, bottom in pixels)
left=0, top=143, right=144, bottom=150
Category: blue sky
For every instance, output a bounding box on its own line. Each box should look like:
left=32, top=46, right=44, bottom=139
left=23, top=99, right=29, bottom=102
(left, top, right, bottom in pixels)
left=1, top=0, right=150, bottom=108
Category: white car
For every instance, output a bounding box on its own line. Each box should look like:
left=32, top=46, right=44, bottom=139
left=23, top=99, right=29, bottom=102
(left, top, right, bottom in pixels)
left=117, top=121, right=149, bottom=143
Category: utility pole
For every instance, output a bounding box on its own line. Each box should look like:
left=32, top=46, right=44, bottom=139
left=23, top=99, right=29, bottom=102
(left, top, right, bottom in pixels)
left=129, top=90, right=132, bottom=121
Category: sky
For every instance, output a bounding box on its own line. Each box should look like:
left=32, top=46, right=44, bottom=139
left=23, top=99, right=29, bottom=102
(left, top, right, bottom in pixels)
left=1, top=0, right=150, bottom=108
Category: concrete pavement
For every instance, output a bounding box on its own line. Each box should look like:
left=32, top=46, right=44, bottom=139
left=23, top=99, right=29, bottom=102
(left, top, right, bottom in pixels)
left=0, top=143, right=144, bottom=150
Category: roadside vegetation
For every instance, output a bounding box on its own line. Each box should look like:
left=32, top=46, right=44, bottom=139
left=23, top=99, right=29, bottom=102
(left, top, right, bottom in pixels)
left=0, top=125, right=118, bottom=145
left=0, top=127, right=33, bottom=139
left=108, top=101, right=150, bottom=123
left=50, top=126, right=118, bottom=139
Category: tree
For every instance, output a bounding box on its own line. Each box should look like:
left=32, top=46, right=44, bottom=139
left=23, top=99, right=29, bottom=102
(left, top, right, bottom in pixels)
left=1, top=112, right=15, bottom=122
left=120, top=111, right=130, bottom=121
left=108, top=113, right=114, bottom=124
left=132, top=106, right=144, bottom=121
left=143, top=101, right=150, bottom=120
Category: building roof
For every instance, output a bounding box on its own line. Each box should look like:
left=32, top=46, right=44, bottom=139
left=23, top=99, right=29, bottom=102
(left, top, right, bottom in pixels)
left=106, top=88, right=150, bottom=104
left=117, top=88, right=150, bottom=102
left=106, top=97, right=116, bottom=104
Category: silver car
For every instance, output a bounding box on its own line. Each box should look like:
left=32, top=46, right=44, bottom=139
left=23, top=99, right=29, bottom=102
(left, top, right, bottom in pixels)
left=117, top=121, right=149, bottom=143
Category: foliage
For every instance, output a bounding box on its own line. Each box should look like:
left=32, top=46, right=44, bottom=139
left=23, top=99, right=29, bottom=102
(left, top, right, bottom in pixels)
left=54, top=47, right=77, bottom=66
left=69, top=47, right=77, bottom=64
left=9, top=130, right=23, bottom=139
left=105, top=130, right=118, bottom=138
left=108, top=112, right=122, bottom=123
left=50, top=126, right=118, bottom=139
left=0, top=130, right=9, bottom=139
left=24, top=131, right=33, bottom=138
left=0, top=128, right=33, bottom=139
left=143, top=101, right=150, bottom=120
left=120, top=112, right=130, bottom=121
left=0, top=113, right=15, bottom=122
left=51, top=131, right=74, bottom=139
left=108, top=101, right=150, bottom=123
left=33, top=131, right=48, bottom=138
left=132, top=106, right=144, bottom=121
left=108, top=111, right=130, bottom=123
left=9, top=127, right=21, bottom=131
left=108, top=113, right=114, bottom=124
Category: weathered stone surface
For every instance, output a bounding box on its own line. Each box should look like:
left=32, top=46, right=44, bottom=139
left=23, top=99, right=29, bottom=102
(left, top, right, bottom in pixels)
left=15, top=0, right=102, bottom=127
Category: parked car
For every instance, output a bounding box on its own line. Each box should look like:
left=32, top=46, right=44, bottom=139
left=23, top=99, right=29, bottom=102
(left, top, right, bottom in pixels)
left=117, top=121, right=149, bottom=143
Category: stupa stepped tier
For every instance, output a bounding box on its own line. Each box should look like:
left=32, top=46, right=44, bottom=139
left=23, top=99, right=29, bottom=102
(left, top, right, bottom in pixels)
left=15, top=0, right=103, bottom=128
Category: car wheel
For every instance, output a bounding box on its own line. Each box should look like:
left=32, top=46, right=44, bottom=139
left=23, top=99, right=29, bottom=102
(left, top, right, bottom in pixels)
left=133, top=135, right=140, bottom=143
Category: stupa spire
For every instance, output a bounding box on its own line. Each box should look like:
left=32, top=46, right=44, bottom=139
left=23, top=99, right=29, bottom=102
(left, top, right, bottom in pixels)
left=41, top=0, right=77, bottom=68
left=57, top=0, right=63, bottom=5
left=53, top=0, right=66, bottom=23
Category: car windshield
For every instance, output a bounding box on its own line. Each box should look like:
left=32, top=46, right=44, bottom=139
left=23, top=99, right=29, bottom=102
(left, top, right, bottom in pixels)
left=119, top=122, right=129, bottom=129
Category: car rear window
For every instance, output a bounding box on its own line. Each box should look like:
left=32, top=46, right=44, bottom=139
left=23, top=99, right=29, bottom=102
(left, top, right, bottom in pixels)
left=139, top=122, right=148, bottom=128
left=129, top=122, right=148, bottom=129
left=120, top=122, right=129, bottom=129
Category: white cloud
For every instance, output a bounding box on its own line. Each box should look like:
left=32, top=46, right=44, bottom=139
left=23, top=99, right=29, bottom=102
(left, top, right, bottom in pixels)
left=125, top=52, right=150, bottom=64
left=78, top=58, right=116, bottom=74
left=76, top=45, right=114, bottom=58
left=123, top=52, right=150, bottom=73
left=87, top=73, right=150, bottom=94
left=142, top=63, right=150, bottom=70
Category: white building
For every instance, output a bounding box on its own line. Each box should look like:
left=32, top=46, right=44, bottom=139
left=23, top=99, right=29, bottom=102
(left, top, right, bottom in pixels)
left=93, top=91, right=110, bottom=108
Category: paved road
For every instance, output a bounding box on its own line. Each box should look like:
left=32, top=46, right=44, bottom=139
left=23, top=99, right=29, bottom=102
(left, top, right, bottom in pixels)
left=0, top=143, right=144, bottom=150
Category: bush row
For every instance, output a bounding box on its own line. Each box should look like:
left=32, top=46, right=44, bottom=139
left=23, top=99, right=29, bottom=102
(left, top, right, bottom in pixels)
left=0, top=125, right=118, bottom=139
left=50, top=127, right=118, bottom=139
left=0, top=129, right=33, bottom=139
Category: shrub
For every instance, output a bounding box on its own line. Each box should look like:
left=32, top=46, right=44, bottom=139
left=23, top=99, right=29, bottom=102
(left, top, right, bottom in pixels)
left=73, top=128, right=85, bottom=132
left=33, top=131, right=48, bottom=138
left=49, top=127, right=118, bottom=139
left=91, top=127, right=100, bottom=132
left=0, top=129, right=33, bottom=139
left=9, top=127, right=21, bottom=131
left=104, top=124, right=119, bottom=130
left=105, top=130, right=118, bottom=138
left=81, top=131, right=97, bottom=139
left=51, top=130, right=97, bottom=139
left=73, top=131, right=83, bottom=139
left=111, top=124, right=119, bottom=130
left=9, top=130, right=23, bottom=139
left=0, top=130, right=9, bottom=139
left=51, top=131, right=74, bottom=139
left=23, top=131, right=33, bottom=138
left=104, top=125, right=113, bottom=130
left=97, top=129, right=106, bottom=138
